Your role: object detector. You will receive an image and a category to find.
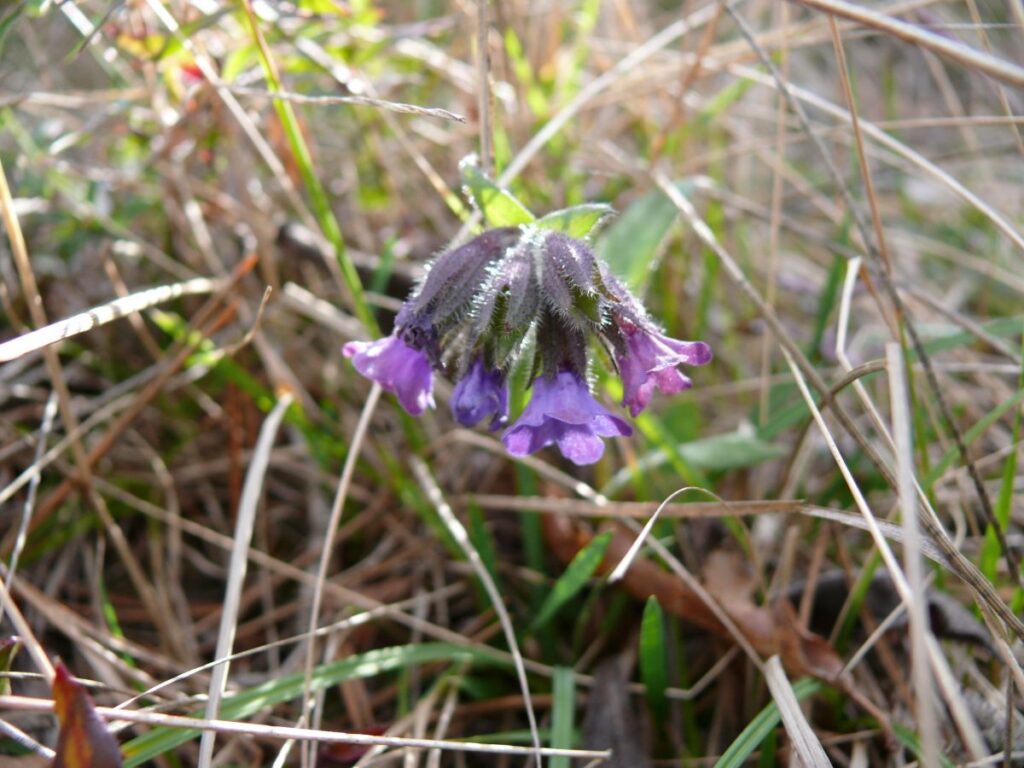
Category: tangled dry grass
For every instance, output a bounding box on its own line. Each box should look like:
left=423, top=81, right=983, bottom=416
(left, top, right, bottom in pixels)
left=1, top=1, right=1024, bottom=766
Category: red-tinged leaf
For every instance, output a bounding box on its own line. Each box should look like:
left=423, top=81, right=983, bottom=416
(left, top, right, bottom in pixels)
left=51, top=662, right=123, bottom=768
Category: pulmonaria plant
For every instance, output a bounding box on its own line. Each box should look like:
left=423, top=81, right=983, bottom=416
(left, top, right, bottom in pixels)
left=343, top=163, right=711, bottom=465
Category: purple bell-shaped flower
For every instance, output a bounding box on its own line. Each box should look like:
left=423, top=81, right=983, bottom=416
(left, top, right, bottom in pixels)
left=502, top=371, right=632, bottom=465
left=617, top=325, right=712, bottom=417
left=451, top=357, right=509, bottom=430
left=343, top=336, right=435, bottom=416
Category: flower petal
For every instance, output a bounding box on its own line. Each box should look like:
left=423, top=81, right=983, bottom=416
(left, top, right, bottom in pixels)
left=501, top=371, right=629, bottom=464
left=555, top=423, right=607, bottom=465
left=344, top=336, right=434, bottom=416
left=618, top=327, right=710, bottom=415
left=451, top=358, right=509, bottom=428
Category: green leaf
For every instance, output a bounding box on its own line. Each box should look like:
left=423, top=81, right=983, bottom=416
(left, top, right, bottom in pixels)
left=891, top=722, right=957, bottom=768
left=25, top=0, right=52, bottom=17
left=0, top=637, right=20, bottom=695
left=603, top=430, right=784, bottom=496
left=925, top=386, right=1024, bottom=486
left=697, top=77, right=757, bottom=122
left=713, top=678, right=821, bottom=768
left=460, top=155, right=534, bottom=228
left=679, top=431, right=785, bottom=472
left=981, top=344, right=1023, bottom=581
left=122, top=643, right=499, bottom=766
left=220, top=43, right=259, bottom=83
left=468, top=503, right=503, bottom=603
left=534, top=203, right=615, bottom=240
left=530, top=531, right=612, bottom=632
left=0, top=5, right=23, bottom=57
left=549, top=667, right=576, bottom=768
left=297, top=0, right=348, bottom=14
left=596, top=180, right=695, bottom=292
left=639, top=597, right=668, bottom=725
left=809, top=251, right=846, bottom=362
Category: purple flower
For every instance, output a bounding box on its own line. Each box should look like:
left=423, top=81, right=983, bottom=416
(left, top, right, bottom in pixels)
left=451, top=357, right=509, bottom=430
left=343, top=335, right=435, bottom=416
left=502, top=371, right=632, bottom=465
left=617, top=326, right=712, bottom=417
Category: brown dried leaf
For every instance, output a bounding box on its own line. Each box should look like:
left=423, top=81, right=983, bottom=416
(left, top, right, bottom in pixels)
left=543, top=516, right=846, bottom=683
left=51, top=662, right=123, bottom=768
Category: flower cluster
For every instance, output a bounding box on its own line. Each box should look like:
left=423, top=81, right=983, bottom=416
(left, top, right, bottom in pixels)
left=343, top=222, right=711, bottom=465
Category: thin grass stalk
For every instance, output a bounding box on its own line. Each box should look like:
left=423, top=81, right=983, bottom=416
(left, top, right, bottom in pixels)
left=0, top=277, right=219, bottom=363
left=300, top=383, right=382, bottom=768
left=781, top=348, right=913, bottom=601
left=410, top=456, right=543, bottom=768
left=475, top=0, right=493, bottom=176
left=0, top=393, right=56, bottom=628
left=0, top=695, right=613, bottom=761
left=0, top=568, right=54, bottom=684
left=0, top=718, right=53, bottom=759
left=608, top=486, right=709, bottom=583
left=887, top=343, right=940, bottom=767
left=140, top=0, right=317, bottom=231
left=197, top=391, right=294, bottom=768
left=826, top=15, right=1024, bottom=597
left=240, top=0, right=376, bottom=334
left=1, top=153, right=179, bottom=644
left=763, top=655, right=832, bottom=766
left=729, top=5, right=1024, bottom=609
left=791, top=0, right=1024, bottom=88
left=654, top=131, right=1024, bottom=641
left=787, top=349, right=986, bottom=755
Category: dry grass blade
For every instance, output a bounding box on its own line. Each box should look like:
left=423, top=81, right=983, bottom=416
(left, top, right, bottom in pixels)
left=0, top=570, right=54, bottom=684
left=410, top=457, right=543, bottom=768
left=474, top=0, right=493, bottom=175
left=2, top=393, right=57, bottom=616
left=763, top=655, right=832, bottom=767
left=790, top=0, right=1024, bottom=88
left=655, top=163, right=1024, bottom=641
left=493, top=3, right=721, bottom=195
left=6, top=2, right=1023, bottom=764
left=0, top=695, right=612, bottom=761
left=6, top=255, right=259, bottom=545
left=227, top=86, right=465, bottom=122
left=0, top=277, right=219, bottom=363
left=781, top=348, right=912, bottom=603
left=197, top=390, right=294, bottom=768
left=887, top=343, right=939, bottom=767
left=300, top=383, right=382, bottom=766
left=608, top=486, right=713, bottom=582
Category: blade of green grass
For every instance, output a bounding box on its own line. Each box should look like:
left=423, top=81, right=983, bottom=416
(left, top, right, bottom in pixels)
left=639, top=596, right=668, bottom=726
left=549, top=666, right=576, bottom=768
left=924, top=387, right=1024, bottom=486
left=467, top=502, right=503, bottom=605
left=530, top=531, right=612, bottom=632
left=240, top=0, right=376, bottom=333
left=121, top=643, right=499, bottom=766
left=891, top=722, right=956, bottom=768
left=981, top=334, right=1024, bottom=586
left=712, top=678, right=821, bottom=768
